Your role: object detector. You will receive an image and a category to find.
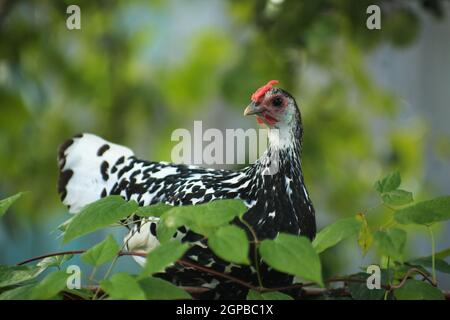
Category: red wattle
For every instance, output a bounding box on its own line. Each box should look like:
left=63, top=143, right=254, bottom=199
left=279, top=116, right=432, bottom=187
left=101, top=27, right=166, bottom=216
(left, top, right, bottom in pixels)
left=264, top=114, right=277, bottom=125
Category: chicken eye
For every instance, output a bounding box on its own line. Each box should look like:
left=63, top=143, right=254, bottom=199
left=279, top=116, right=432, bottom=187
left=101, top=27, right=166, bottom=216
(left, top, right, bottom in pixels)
left=272, top=97, right=283, bottom=107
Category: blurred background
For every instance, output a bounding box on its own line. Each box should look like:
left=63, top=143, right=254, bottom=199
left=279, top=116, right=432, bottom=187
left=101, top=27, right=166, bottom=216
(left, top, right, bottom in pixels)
left=0, top=0, right=449, bottom=288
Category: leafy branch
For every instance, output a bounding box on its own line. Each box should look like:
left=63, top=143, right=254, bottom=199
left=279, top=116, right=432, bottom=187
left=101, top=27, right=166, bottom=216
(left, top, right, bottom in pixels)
left=1, top=170, right=450, bottom=300
left=13, top=249, right=450, bottom=300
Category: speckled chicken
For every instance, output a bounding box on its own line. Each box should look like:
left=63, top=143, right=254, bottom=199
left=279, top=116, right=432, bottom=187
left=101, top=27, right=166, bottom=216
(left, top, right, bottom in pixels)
left=57, top=80, right=316, bottom=299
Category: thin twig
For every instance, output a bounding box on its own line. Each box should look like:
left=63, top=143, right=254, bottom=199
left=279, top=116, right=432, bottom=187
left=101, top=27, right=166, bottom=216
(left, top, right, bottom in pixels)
left=239, top=218, right=264, bottom=288
left=177, top=258, right=260, bottom=291
left=389, top=267, right=435, bottom=289
left=17, top=250, right=86, bottom=265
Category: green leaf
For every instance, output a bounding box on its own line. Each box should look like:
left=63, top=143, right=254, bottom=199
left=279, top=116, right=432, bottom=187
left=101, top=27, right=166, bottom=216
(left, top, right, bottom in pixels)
left=394, top=264, right=430, bottom=279
left=312, top=217, right=361, bottom=253
left=37, top=254, right=74, bottom=269
left=394, top=280, right=444, bottom=300
left=0, top=192, right=24, bottom=218
left=373, top=228, right=407, bottom=261
left=57, top=216, right=74, bottom=233
left=356, top=213, right=373, bottom=256
left=261, top=291, right=293, bottom=300
left=157, top=213, right=189, bottom=244
left=138, top=277, right=191, bottom=300
left=435, top=247, right=450, bottom=259
left=175, top=199, right=246, bottom=236
left=31, top=270, right=69, bottom=300
left=374, top=171, right=401, bottom=193
left=394, top=196, right=450, bottom=225
left=157, top=199, right=247, bottom=242
left=409, top=257, right=450, bottom=274
left=136, top=203, right=173, bottom=218
left=0, top=284, right=34, bottom=300
left=81, top=235, right=120, bottom=267
left=347, top=272, right=387, bottom=300
left=259, top=291, right=293, bottom=300
left=100, top=273, right=145, bottom=300
left=140, top=241, right=189, bottom=277
left=247, top=289, right=293, bottom=300
left=381, top=189, right=413, bottom=206
left=0, top=265, right=44, bottom=288
left=259, top=233, right=323, bottom=286
left=63, top=196, right=139, bottom=243
left=63, top=288, right=95, bottom=300
left=246, top=289, right=264, bottom=300
left=208, top=225, right=250, bottom=265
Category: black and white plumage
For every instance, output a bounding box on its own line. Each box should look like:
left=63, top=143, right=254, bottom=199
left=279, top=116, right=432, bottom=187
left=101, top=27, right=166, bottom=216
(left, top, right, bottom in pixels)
left=57, top=82, right=316, bottom=299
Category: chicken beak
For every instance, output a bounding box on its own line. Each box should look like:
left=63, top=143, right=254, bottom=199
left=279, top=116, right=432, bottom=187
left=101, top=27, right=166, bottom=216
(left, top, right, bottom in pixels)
left=244, top=102, right=264, bottom=116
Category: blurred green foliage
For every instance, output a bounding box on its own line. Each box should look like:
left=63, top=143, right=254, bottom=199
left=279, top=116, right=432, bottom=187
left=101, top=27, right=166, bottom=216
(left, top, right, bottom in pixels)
left=0, top=0, right=445, bottom=229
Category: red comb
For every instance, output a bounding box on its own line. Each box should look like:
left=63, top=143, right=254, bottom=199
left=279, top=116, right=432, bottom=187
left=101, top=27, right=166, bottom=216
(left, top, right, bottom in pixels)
left=251, top=80, right=279, bottom=102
